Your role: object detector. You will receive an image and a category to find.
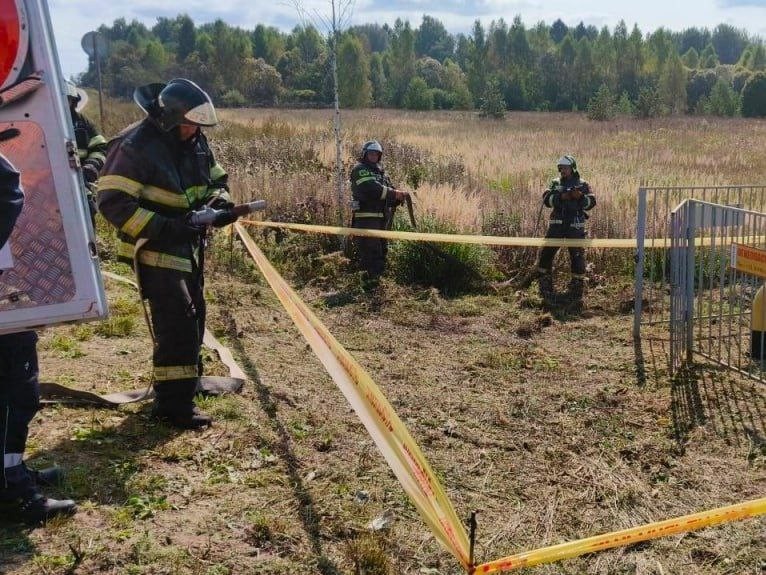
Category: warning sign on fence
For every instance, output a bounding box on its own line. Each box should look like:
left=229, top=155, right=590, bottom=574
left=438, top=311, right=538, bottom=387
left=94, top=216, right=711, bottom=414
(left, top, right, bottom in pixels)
left=730, top=243, right=766, bottom=279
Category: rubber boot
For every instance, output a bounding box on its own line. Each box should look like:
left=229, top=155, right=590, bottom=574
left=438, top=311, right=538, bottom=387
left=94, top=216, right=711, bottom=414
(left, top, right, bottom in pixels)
left=152, top=379, right=212, bottom=429
left=152, top=405, right=212, bottom=429
left=538, top=272, right=555, bottom=303
left=568, top=277, right=585, bottom=301
left=26, top=463, right=64, bottom=487
left=0, top=464, right=76, bottom=524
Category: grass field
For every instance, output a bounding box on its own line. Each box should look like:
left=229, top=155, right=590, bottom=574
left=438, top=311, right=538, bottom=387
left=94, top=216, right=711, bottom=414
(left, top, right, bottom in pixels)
left=1, top=107, right=764, bottom=575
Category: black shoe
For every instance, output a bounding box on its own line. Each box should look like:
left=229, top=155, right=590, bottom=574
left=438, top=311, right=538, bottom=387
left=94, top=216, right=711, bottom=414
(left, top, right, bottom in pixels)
left=0, top=490, right=76, bottom=525
left=17, top=492, right=77, bottom=524
left=152, top=405, right=212, bottom=429
left=27, top=464, right=64, bottom=487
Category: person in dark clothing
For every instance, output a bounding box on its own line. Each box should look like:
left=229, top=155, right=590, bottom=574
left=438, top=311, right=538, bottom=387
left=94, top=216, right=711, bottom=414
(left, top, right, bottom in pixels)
left=537, top=155, right=596, bottom=303
left=0, top=150, right=77, bottom=524
left=65, top=81, right=107, bottom=223
left=98, top=79, right=236, bottom=430
left=349, top=140, right=409, bottom=293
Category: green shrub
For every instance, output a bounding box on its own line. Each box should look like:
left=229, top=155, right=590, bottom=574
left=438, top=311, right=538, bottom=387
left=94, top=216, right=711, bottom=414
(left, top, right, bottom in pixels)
left=708, top=78, right=740, bottom=116
left=634, top=85, right=664, bottom=118
left=388, top=214, right=498, bottom=295
left=219, top=89, right=246, bottom=108
left=479, top=78, right=506, bottom=119
left=403, top=77, right=434, bottom=110
left=586, top=84, right=617, bottom=121
left=616, top=91, right=635, bottom=116
left=741, top=71, right=766, bottom=117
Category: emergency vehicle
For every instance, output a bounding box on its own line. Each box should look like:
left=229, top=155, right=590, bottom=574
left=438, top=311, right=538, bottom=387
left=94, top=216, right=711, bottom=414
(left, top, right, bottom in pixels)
left=0, top=0, right=107, bottom=334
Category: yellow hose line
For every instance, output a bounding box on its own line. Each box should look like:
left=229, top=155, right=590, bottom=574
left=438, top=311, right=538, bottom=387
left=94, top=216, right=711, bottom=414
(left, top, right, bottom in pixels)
left=474, top=497, right=766, bottom=573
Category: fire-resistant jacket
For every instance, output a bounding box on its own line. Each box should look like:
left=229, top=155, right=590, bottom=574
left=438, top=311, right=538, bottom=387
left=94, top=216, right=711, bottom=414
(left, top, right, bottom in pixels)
left=350, top=160, right=396, bottom=219
left=0, top=153, right=23, bottom=250
left=97, top=118, right=229, bottom=273
left=542, top=175, right=596, bottom=227
left=70, top=109, right=107, bottom=174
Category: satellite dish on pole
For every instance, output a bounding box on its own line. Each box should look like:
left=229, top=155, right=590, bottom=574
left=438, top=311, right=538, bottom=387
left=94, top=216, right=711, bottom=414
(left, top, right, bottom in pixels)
left=81, top=31, right=106, bottom=59
left=80, top=31, right=107, bottom=129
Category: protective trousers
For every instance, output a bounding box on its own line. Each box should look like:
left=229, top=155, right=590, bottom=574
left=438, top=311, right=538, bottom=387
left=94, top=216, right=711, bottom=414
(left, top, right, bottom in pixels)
left=537, top=223, right=586, bottom=276
left=352, top=216, right=388, bottom=290
left=0, top=331, right=39, bottom=492
left=139, top=265, right=205, bottom=415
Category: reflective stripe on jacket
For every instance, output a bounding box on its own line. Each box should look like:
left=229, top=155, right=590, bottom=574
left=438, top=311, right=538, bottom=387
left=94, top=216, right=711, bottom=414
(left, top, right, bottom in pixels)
left=350, top=161, right=395, bottom=219
left=97, top=118, right=229, bottom=272
left=71, top=109, right=107, bottom=171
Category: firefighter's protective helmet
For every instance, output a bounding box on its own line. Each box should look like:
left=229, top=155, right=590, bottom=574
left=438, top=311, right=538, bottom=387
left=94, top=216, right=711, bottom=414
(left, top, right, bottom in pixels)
left=134, top=78, right=218, bottom=131
left=64, top=80, right=80, bottom=103
left=556, top=155, right=577, bottom=170
left=361, top=140, right=383, bottom=160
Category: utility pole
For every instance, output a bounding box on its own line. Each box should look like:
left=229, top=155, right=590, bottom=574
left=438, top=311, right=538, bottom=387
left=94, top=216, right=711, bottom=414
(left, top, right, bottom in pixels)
left=330, top=0, right=344, bottom=227
left=292, top=0, right=355, bottom=228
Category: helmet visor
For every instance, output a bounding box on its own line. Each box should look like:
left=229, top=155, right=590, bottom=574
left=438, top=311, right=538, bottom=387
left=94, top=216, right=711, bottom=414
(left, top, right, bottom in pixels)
left=184, top=101, right=218, bottom=127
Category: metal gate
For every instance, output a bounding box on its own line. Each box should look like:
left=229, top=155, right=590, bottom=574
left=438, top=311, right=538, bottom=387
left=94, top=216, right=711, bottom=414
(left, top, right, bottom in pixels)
left=668, top=199, right=766, bottom=382
left=634, top=185, right=766, bottom=342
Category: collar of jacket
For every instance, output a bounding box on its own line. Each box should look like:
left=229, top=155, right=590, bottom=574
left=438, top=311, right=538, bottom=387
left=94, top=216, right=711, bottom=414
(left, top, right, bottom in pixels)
left=560, top=175, right=582, bottom=186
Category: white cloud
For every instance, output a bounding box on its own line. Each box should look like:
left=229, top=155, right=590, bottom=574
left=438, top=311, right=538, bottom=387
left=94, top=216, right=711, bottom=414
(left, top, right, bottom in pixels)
left=48, top=0, right=766, bottom=78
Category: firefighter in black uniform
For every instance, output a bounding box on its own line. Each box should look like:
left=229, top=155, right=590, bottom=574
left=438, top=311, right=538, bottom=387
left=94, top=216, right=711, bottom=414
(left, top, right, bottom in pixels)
left=0, top=148, right=77, bottom=523
left=350, top=140, right=409, bottom=293
left=537, top=155, right=596, bottom=302
left=98, top=79, right=237, bottom=429
left=65, top=80, right=107, bottom=221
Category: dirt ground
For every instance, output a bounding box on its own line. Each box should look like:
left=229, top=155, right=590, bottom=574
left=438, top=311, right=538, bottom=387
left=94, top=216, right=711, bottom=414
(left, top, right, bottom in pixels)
left=0, top=248, right=764, bottom=575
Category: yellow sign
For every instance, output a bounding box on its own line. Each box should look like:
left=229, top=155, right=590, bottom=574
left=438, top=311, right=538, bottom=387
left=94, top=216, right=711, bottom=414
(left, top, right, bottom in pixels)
left=730, top=243, right=766, bottom=279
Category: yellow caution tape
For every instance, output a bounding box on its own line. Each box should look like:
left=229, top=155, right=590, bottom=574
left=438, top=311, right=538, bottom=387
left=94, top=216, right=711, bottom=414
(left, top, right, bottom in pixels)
left=232, top=222, right=765, bottom=573
left=243, top=220, right=766, bottom=250
left=242, top=219, right=640, bottom=247
left=474, top=497, right=766, bottom=573
left=234, top=223, right=471, bottom=567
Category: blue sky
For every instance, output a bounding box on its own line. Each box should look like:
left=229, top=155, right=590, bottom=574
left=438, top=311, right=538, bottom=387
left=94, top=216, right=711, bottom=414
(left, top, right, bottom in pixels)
left=49, top=0, right=766, bottom=78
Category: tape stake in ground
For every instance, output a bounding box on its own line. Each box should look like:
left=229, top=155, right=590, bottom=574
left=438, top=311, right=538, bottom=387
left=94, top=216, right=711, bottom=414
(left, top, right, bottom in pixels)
left=474, top=497, right=766, bottom=573
left=234, top=223, right=471, bottom=567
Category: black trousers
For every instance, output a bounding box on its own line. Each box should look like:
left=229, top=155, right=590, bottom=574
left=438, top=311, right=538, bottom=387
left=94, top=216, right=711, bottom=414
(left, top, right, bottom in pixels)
left=538, top=223, right=586, bottom=276
left=352, top=217, right=388, bottom=287
left=139, top=265, right=206, bottom=412
left=0, top=331, right=39, bottom=485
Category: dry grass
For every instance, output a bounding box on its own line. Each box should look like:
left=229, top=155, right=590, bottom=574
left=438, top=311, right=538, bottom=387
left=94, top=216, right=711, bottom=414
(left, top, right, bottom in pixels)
left=218, top=109, right=766, bottom=241
left=8, top=104, right=758, bottom=574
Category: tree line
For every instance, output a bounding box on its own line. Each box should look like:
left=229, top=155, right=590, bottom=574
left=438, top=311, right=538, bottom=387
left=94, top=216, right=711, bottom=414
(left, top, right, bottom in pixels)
left=77, top=14, right=766, bottom=118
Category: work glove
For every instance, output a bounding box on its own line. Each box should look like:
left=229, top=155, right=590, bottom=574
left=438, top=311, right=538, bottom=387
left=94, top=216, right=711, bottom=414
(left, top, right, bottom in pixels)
left=392, top=189, right=409, bottom=206
left=561, top=188, right=583, bottom=201
left=208, top=195, right=234, bottom=210
left=164, top=217, right=204, bottom=241
left=82, top=164, right=99, bottom=184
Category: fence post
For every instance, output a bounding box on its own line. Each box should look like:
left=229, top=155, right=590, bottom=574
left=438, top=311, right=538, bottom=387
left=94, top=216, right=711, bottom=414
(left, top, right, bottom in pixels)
left=634, top=187, right=648, bottom=343
left=686, top=201, right=696, bottom=365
